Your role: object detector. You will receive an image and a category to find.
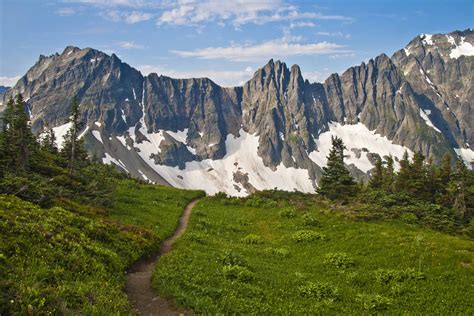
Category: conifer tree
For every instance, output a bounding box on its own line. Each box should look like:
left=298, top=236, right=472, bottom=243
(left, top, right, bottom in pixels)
left=61, top=97, right=88, bottom=176
left=437, top=154, right=452, bottom=206
left=409, top=152, right=428, bottom=198
left=382, top=155, right=395, bottom=192
left=41, top=127, right=58, bottom=154
left=395, top=151, right=411, bottom=193
left=1, top=94, right=36, bottom=172
left=369, top=157, right=384, bottom=189
left=449, top=158, right=468, bottom=218
left=317, top=136, right=357, bottom=201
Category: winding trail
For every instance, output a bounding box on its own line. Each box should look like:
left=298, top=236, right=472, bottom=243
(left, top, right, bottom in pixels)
left=125, top=199, right=201, bottom=316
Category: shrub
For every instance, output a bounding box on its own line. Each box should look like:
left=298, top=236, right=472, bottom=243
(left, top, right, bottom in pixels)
left=302, top=213, right=320, bottom=227
left=357, top=294, right=392, bottom=312
left=264, top=247, right=290, bottom=257
left=375, top=268, right=425, bottom=285
left=292, top=230, right=325, bottom=243
left=221, top=249, right=247, bottom=267
left=279, top=208, right=296, bottom=218
left=222, top=265, right=254, bottom=282
left=324, top=252, right=355, bottom=268
left=242, top=234, right=264, bottom=244
left=400, top=213, right=418, bottom=224
left=298, top=282, right=338, bottom=300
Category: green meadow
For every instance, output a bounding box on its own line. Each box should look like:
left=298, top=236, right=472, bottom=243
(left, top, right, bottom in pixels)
left=154, top=192, right=474, bottom=314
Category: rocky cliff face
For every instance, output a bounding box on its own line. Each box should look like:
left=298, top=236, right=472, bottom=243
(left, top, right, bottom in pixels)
left=1, top=29, right=473, bottom=195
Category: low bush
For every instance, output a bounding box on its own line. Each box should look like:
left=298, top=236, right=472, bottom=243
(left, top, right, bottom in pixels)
left=292, top=230, right=325, bottom=243
left=279, top=208, right=296, bottom=218
left=298, top=282, right=338, bottom=301
left=222, top=265, right=254, bottom=282
left=324, top=252, right=355, bottom=269
left=357, top=294, right=392, bottom=312
left=242, top=234, right=264, bottom=245
left=374, top=268, right=425, bottom=285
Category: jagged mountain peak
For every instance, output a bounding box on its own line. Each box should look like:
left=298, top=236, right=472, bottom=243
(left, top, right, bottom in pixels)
left=1, top=30, right=473, bottom=196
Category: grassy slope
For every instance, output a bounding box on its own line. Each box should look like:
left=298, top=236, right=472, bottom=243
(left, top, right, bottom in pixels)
left=0, top=179, right=203, bottom=314
left=154, top=194, right=474, bottom=314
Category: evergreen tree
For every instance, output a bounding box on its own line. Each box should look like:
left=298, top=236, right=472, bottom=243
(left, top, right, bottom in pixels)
left=395, top=151, right=411, bottom=193
left=382, top=155, right=395, bottom=193
left=1, top=94, right=37, bottom=172
left=409, top=152, right=428, bottom=198
left=41, top=127, right=58, bottom=154
left=369, top=157, right=384, bottom=190
left=61, top=97, right=88, bottom=176
left=448, top=158, right=468, bottom=219
left=317, top=136, right=357, bottom=201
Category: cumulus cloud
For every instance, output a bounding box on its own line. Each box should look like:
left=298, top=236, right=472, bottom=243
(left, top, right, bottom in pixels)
left=171, top=38, right=348, bottom=62
left=0, top=76, right=21, bottom=87
left=137, top=64, right=255, bottom=87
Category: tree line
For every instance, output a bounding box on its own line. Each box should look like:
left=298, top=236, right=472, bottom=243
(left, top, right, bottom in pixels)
left=0, top=94, right=122, bottom=209
left=318, top=136, right=474, bottom=234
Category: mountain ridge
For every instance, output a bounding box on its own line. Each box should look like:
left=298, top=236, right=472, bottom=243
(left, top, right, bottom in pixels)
left=1, top=29, right=473, bottom=195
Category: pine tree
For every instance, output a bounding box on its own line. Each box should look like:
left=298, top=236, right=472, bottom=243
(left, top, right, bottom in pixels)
left=61, top=97, right=88, bottom=176
left=41, top=127, right=58, bottom=154
left=382, top=155, right=395, bottom=193
left=409, top=152, right=428, bottom=198
left=1, top=94, right=37, bottom=172
left=436, top=154, right=452, bottom=206
left=369, top=157, right=384, bottom=190
left=317, top=136, right=357, bottom=201
left=448, top=158, right=468, bottom=219
left=395, top=151, right=411, bottom=193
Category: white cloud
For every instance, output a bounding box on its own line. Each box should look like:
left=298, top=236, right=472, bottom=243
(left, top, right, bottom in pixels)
left=289, top=21, right=316, bottom=29
left=55, top=7, right=77, bottom=16
left=156, top=0, right=352, bottom=27
left=101, top=10, right=153, bottom=23
left=124, top=11, right=153, bottom=23
left=171, top=38, right=348, bottom=62
left=0, top=76, right=21, bottom=87
left=317, top=31, right=351, bottom=39
left=137, top=65, right=255, bottom=87
left=302, top=70, right=331, bottom=83
left=117, top=41, right=144, bottom=49
left=64, top=0, right=148, bottom=7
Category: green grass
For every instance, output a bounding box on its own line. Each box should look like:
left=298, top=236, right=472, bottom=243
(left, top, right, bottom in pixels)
left=153, top=193, right=474, bottom=314
left=0, top=179, right=204, bottom=314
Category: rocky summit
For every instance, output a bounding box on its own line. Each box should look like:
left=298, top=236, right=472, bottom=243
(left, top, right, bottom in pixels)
left=1, top=29, right=473, bottom=195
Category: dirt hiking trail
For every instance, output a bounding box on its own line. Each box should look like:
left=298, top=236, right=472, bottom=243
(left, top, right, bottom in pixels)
left=125, top=199, right=201, bottom=316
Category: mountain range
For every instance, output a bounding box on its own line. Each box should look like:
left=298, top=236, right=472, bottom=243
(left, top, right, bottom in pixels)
left=1, top=29, right=473, bottom=196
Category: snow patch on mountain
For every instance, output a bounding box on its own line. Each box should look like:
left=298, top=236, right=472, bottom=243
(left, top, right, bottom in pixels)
left=52, top=122, right=72, bottom=149
left=419, top=109, right=441, bottom=133
left=454, top=148, right=474, bottom=168
left=308, top=122, right=412, bottom=172
left=449, top=37, right=474, bottom=59
left=129, top=129, right=314, bottom=196
left=92, top=130, right=103, bottom=144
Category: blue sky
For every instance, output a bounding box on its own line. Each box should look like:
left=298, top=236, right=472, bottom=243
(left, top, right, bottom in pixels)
left=0, top=0, right=472, bottom=87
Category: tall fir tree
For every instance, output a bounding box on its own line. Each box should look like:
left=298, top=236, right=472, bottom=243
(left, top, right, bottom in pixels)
left=382, top=155, right=395, bottom=193
left=61, top=97, right=88, bottom=176
left=395, top=151, right=411, bottom=193
left=317, top=136, right=357, bottom=201
left=1, top=94, right=37, bottom=172
left=369, top=157, right=384, bottom=189
left=448, top=158, right=468, bottom=219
